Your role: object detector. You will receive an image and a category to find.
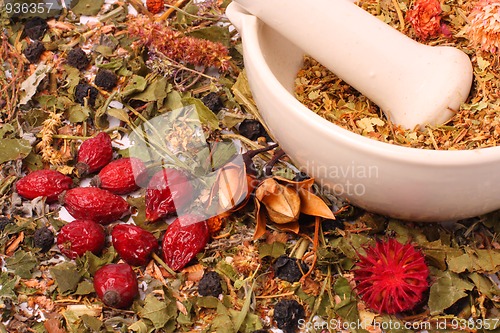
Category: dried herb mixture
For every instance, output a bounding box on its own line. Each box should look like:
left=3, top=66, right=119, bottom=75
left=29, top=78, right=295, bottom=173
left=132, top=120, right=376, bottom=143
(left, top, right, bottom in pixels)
left=0, top=0, right=499, bottom=333
left=295, top=0, right=500, bottom=150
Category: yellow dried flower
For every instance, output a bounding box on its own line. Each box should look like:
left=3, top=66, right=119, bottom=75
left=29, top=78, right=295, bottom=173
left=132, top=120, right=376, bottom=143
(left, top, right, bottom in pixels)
left=467, top=0, right=500, bottom=54
left=36, top=111, right=70, bottom=165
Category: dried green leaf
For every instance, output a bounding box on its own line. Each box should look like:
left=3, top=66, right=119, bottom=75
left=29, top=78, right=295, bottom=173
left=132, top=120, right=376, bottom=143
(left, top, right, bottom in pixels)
left=182, top=97, right=220, bottom=130
left=0, top=124, right=15, bottom=138
left=131, top=77, right=168, bottom=105
left=0, top=138, right=32, bottom=164
left=129, top=320, right=150, bottom=333
left=50, top=262, right=83, bottom=294
left=18, top=64, right=51, bottom=106
left=138, top=294, right=172, bottom=329
left=107, top=108, right=130, bottom=123
left=74, top=280, right=95, bottom=295
left=5, top=250, right=37, bottom=279
left=71, top=0, right=104, bottom=15
left=468, top=272, right=500, bottom=299
left=428, top=270, right=474, bottom=315
left=165, top=90, right=184, bottom=111
left=23, top=151, right=44, bottom=171
left=81, top=314, right=103, bottom=332
left=258, top=241, right=286, bottom=259
left=447, top=249, right=500, bottom=273
left=0, top=272, right=20, bottom=299
left=333, top=276, right=360, bottom=325
left=76, top=247, right=116, bottom=276
left=67, top=104, right=90, bottom=123
left=122, top=75, right=147, bottom=97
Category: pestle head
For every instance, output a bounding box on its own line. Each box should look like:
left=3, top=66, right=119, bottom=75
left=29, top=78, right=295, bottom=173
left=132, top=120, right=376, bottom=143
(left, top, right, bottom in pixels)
left=233, top=0, right=473, bottom=129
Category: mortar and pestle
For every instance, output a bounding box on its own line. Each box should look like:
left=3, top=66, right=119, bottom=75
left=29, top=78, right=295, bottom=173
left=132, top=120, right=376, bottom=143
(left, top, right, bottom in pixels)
left=226, top=0, right=500, bottom=222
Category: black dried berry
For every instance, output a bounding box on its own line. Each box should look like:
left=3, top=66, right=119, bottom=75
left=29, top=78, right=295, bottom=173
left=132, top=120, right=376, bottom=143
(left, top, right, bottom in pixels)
left=198, top=271, right=223, bottom=297
left=251, top=330, right=269, bottom=333
left=336, top=204, right=363, bottom=222
left=239, top=119, right=266, bottom=141
left=0, top=216, right=12, bottom=232
left=273, top=299, right=305, bottom=333
left=67, top=48, right=90, bottom=70
left=273, top=255, right=309, bottom=283
left=75, top=83, right=98, bottom=107
left=94, top=69, right=118, bottom=91
left=24, top=17, right=48, bottom=40
left=34, top=227, right=54, bottom=252
left=202, top=92, right=224, bottom=113
left=293, top=172, right=310, bottom=182
left=24, top=41, right=45, bottom=63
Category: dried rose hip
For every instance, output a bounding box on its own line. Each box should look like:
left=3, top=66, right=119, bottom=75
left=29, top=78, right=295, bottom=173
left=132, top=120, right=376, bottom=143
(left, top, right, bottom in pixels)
left=112, top=224, right=158, bottom=266
left=16, top=169, right=73, bottom=202
left=91, top=157, right=146, bottom=195
left=146, top=168, right=194, bottom=222
left=61, top=187, right=130, bottom=225
left=57, top=219, right=106, bottom=259
left=94, top=263, right=138, bottom=309
left=162, top=215, right=209, bottom=271
left=76, top=132, right=113, bottom=174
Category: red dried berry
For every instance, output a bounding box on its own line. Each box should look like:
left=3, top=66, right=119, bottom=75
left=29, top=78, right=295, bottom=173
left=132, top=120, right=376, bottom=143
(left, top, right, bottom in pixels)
left=146, top=168, right=194, bottom=222
left=112, top=224, right=158, bottom=266
left=162, top=215, right=209, bottom=271
left=57, top=219, right=106, bottom=259
left=61, top=187, right=130, bottom=225
left=91, top=157, right=146, bottom=195
left=353, top=238, right=429, bottom=314
left=16, top=169, right=73, bottom=202
left=93, top=263, right=138, bottom=309
left=146, top=0, right=163, bottom=14
left=76, top=132, right=113, bottom=174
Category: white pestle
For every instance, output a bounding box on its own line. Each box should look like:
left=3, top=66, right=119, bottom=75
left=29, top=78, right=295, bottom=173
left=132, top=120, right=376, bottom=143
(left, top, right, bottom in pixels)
left=232, top=0, right=473, bottom=129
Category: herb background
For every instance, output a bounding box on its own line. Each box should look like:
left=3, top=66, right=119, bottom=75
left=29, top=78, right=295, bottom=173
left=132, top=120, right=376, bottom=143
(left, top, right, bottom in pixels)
left=0, top=0, right=499, bottom=332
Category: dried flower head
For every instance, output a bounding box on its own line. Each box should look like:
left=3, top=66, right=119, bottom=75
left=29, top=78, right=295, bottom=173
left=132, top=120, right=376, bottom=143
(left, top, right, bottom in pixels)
left=232, top=242, right=260, bottom=275
left=467, top=0, right=500, bottom=54
left=146, top=0, right=164, bottom=14
left=128, top=16, right=231, bottom=71
left=406, top=0, right=442, bottom=40
left=353, top=239, right=429, bottom=314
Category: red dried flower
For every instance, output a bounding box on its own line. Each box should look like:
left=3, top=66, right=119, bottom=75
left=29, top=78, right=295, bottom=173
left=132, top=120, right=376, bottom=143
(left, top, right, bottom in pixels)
left=146, top=0, right=163, bottom=14
left=353, top=239, right=429, bottom=314
left=406, top=0, right=442, bottom=40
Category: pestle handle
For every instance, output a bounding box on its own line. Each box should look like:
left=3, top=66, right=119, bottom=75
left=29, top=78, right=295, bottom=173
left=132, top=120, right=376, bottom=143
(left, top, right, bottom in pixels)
left=233, top=0, right=473, bottom=129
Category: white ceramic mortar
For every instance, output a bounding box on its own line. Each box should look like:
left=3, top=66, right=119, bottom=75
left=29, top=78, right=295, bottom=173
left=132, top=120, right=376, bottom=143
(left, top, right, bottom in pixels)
left=227, top=2, right=500, bottom=222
